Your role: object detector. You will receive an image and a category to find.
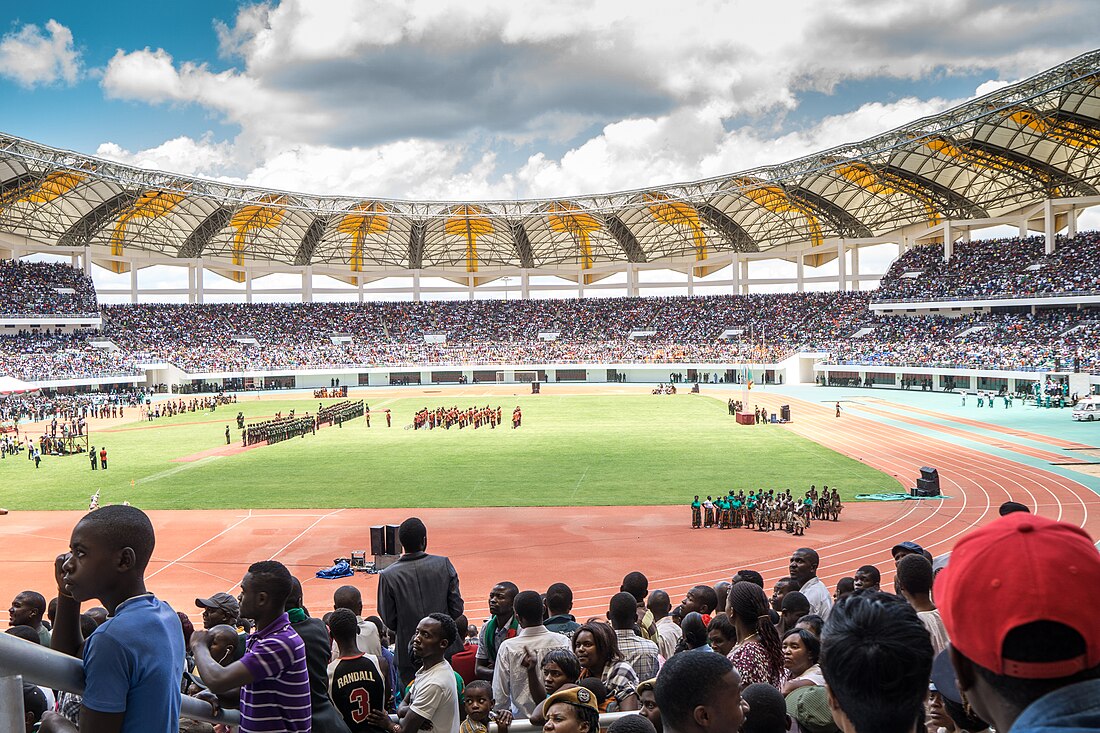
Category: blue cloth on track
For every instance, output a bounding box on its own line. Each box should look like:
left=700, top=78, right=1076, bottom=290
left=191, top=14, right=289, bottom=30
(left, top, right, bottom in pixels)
left=315, top=560, right=354, bottom=579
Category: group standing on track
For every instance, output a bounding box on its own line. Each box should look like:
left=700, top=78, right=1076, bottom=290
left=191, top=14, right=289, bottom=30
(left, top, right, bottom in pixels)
left=413, top=405, right=522, bottom=430
left=691, top=486, right=842, bottom=535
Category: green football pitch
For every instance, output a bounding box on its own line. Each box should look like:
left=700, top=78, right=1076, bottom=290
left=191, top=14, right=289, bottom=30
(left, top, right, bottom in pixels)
left=1, top=394, right=898, bottom=510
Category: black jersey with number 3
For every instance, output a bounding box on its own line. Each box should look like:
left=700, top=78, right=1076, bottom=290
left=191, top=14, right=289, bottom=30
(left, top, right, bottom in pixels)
left=330, top=654, right=387, bottom=733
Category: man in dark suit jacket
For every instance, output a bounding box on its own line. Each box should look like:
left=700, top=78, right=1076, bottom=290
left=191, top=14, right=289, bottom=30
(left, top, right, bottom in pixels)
left=377, top=517, right=464, bottom=687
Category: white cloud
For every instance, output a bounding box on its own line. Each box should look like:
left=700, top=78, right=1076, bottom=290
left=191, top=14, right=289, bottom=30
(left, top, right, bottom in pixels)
left=91, top=1, right=1100, bottom=201
left=0, top=19, right=80, bottom=88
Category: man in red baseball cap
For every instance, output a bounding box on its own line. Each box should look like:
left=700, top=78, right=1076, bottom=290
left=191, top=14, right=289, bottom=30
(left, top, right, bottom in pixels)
left=934, top=512, right=1100, bottom=733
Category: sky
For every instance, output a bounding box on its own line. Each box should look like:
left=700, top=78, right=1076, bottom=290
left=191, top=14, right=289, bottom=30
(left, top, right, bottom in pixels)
left=1, top=1, right=1098, bottom=298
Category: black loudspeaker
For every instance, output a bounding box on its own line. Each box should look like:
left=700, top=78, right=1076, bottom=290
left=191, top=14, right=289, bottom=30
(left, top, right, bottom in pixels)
left=370, top=526, right=385, bottom=556
left=780, top=405, right=791, bottom=422
left=914, top=467, right=941, bottom=496
left=384, top=524, right=399, bottom=556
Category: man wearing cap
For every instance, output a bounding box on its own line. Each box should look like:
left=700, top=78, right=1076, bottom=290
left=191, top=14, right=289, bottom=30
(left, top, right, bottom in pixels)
left=891, top=541, right=924, bottom=566
left=785, top=686, right=838, bottom=733
left=789, top=548, right=831, bottom=620
left=935, top=513, right=1100, bottom=733
left=196, top=592, right=240, bottom=630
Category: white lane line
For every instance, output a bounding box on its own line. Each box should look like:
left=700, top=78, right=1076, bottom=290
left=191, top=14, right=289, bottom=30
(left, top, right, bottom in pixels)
left=148, top=509, right=253, bottom=580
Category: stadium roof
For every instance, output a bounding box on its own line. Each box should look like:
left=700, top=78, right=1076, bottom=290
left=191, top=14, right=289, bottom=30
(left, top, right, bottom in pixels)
left=1, top=49, right=1100, bottom=285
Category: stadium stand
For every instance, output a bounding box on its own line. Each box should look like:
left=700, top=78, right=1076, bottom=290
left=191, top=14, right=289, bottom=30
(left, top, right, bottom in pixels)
left=0, top=261, right=99, bottom=317
left=873, top=231, right=1100, bottom=302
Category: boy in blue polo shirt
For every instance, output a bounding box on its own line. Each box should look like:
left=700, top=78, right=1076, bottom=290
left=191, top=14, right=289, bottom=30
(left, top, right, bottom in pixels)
left=40, top=505, right=185, bottom=733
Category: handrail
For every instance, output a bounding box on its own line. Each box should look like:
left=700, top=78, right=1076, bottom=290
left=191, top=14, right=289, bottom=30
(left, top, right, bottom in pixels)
left=1, top=634, right=633, bottom=732
left=0, top=633, right=239, bottom=727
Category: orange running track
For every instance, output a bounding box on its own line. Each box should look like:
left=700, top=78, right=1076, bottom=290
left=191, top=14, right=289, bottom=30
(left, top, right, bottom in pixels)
left=2, top=387, right=1098, bottom=626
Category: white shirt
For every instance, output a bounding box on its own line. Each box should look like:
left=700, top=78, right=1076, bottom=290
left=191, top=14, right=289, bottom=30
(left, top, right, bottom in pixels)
left=654, top=615, right=682, bottom=662
left=799, top=576, right=833, bottom=620
left=917, top=609, right=950, bottom=657
left=409, top=659, right=460, bottom=733
left=330, top=616, right=383, bottom=663
left=492, top=625, right=571, bottom=718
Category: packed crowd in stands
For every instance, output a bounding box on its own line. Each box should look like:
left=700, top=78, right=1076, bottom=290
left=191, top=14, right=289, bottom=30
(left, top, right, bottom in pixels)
left=1, top=232, right=1099, bottom=382
left=0, top=261, right=99, bottom=317
left=5, top=505, right=1097, bottom=733
left=0, top=389, right=144, bottom=426
left=873, top=231, right=1100, bottom=302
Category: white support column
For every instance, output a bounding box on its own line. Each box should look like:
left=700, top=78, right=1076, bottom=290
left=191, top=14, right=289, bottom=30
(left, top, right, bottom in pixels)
left=1019, top=219, right=1028, bottom=239
left=130, top=265, right=138, bottom=304
left=1068, top=206, right=1078, bottom=238
left=302, top=266, right=314, bottom=303
left=850, top=246, right=860, bottom=292
left=412, top=270, right=421, bottom=302
left=196, top=259, right=205, bottom=304
left=960, top=227, right=971, bottom=243
left=731, top=254, right=741, bottom=295
left=796, top=252, right=805, bottom=292
left=83, top=246, right=92, bottom=275
left=836, top=240, right=847, bottom=292
left=358, top=278, right=365, bottom=303
left=245, top=270, right=253, bottom=304
left=686, top=268, right=695, bottom=296
left=944, top=221, right=954, bottom=262
left=740, top=258, right=749, bottom=294
left=626, top=264, right=637, bottom=297
left=70, top=253, right=79, bottom=269
left=577, top=271, right=585, bottom=299
left=1044, top=199, right=1056, bottom=254
left=468, top=275, right=475, bottom=301
left=521, top=270, right=530, bottom=299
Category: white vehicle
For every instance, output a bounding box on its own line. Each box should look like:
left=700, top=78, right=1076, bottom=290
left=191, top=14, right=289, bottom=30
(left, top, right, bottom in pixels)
left=1073, top=397, right=1100, bottom=421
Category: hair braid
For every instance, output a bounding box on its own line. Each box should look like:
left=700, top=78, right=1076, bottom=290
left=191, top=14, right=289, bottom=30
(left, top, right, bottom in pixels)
left=730, top=581, right=784, bottom=682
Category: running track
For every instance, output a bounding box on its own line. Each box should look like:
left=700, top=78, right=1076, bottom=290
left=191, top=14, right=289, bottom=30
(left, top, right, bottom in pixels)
left=2, top=385, right=1098, bottom=622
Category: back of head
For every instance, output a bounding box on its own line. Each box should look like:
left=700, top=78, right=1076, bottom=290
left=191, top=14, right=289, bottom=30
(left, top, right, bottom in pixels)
left=781, top=591, right=811, bottom=615
left=733, top=570, right=764, bottom=588
left=77, top=504, right=156, bottom=572
left=647, top=590, right=671, bottom=617
left=328, top=608, right=359, bottom=642
left=934, top=513, right=1100, bottom=715
left=741, top=683, right=788, bottom=733
left=895, top=554, right=934, bottom=596
left=285, top=576, right=304, bottom=611
left=333, top=584, right=363, bottom=614
left=680, top=612, right=708, bottom=649
left=546, top=582, right=574, bottom=615
left=5, top=625, right=40, bottom=644
left=654, top=650, right=734, bottom=732
left=607, top=714, right=657, bottom=733
left=609, top=592, right=639, bottom=628
left=398, top=517, right=427, bottom=552
left=247, top=560, right=293, bottom=609
left=621, top=571, right=649, bottom=601
left=514, top=590, right=544, bottom=626
left=23, top=683, right=48, bottom=723
left=998, top=501, right=1030, bottom=516
left=821, top=591, right=933, bottom=733
left=729, top=582, right=784, bottom=681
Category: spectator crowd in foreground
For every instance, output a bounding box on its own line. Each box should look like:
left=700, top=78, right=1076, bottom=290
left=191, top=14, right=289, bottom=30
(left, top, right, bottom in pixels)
left=5, top=503, right=1098, bottom=733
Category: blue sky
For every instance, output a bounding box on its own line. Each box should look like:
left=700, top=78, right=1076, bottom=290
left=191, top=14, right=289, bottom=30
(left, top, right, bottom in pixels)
left=1, top=1, right=1098, bottom=202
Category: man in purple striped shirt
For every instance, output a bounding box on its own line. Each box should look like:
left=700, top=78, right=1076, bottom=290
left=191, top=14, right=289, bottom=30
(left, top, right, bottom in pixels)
left=191, top=560, right=312, bottom=732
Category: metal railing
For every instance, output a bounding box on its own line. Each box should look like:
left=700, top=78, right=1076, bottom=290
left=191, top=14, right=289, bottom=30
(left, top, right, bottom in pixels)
left=0, top=633, right=239, bottom=730
left=1, top=633, right=632, bottom=733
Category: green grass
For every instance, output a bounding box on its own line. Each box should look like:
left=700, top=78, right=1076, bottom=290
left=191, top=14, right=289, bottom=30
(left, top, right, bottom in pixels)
left=1, top=394, right=900, bottom=510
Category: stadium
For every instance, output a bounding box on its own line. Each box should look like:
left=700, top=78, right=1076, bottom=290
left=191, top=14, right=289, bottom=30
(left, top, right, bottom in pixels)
left=2, top=8, right=1100, bottom=732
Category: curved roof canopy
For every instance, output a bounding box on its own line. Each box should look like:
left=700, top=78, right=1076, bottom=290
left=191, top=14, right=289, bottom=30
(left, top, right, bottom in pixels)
left=2, top=49, right=1099, bottom=284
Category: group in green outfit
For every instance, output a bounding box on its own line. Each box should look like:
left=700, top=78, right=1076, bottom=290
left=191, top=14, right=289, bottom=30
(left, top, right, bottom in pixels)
left=691, top=485, right=841, bottom=535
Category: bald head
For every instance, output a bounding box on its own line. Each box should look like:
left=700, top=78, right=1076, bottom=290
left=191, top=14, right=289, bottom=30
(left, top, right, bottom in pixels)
left=333, top=585, right=363, bottom=616
left=647, top=590, right=671, bottom=620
